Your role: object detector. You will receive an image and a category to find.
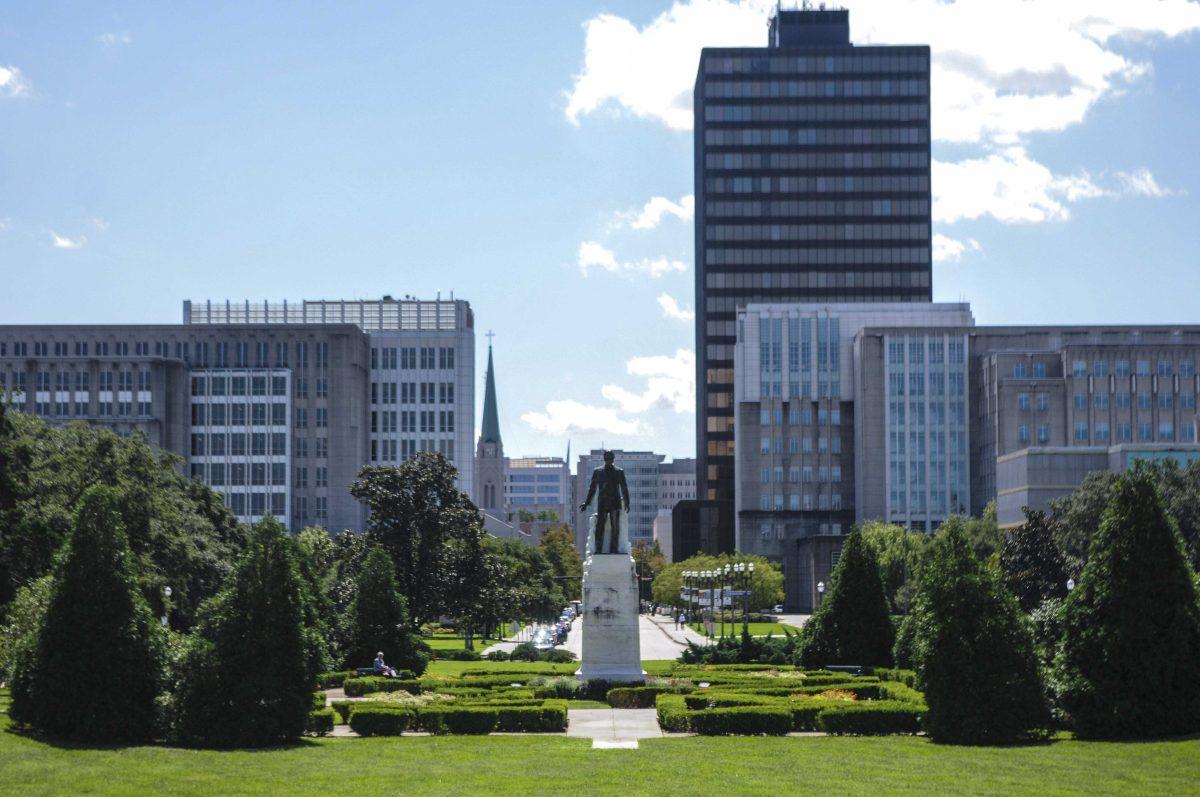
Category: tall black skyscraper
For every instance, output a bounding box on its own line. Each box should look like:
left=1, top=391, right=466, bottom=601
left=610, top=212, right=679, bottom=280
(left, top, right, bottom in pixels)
left=694, top=8, right=931, bottom=551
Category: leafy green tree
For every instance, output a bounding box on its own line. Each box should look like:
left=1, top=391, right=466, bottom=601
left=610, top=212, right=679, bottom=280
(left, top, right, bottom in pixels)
left=632, top=540, right=668, bottom=603
left=539, top=526, right=583, bottom=602
left=0, top=575, right=51, bottom=686
left=326, top=530, right=372, bottom=663
left=1055, top=466, right=1200, bottom=739
left=796, top=530, right=894, bottom=667
left=350, top=453, right=486, bottom=626
left=347, top=547, right=429, bottom=673
left=651, top=553, right=784, bottom=612
left=911, top=517, right=1048, bottom=744
left=174, top=517, right=320, bottom=747
left=1052, top=460, right=1200, bottom=575
left=489, top=537, right=564, bottom=623
left=0, top=414, right=246, bottom=627
left=962, top=501, right=1003, bottom=562
left=1000, top=509, right=1068, bottom=612
left=860, top=520, right=928, bottom=613
left=11, top=485, right=164, bottom=741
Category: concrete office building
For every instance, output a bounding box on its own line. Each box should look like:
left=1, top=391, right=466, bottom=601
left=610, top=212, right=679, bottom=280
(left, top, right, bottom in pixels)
left=505, top=456, right=570, bottom=520
left=733, top=302, right=972, bottom=609
left=694, top=7, right=932, bottom=553
left=652, top=509, right=675, bottom=563
left=0, top=296, right=475, bottom=534
left=658, top=458, right=697, bottom=512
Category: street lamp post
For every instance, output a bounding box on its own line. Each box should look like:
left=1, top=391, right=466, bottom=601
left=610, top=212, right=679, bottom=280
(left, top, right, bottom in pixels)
left=816, top=580, right=825, bottom=608
left=744, top=562, right=755, bottom=636
left=722, top=563, right=732, bottom=640
left=707, top=569, right=716, bottom=640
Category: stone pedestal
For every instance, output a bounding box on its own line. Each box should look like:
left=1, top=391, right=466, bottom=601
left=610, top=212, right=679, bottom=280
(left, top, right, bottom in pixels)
left=576, top=551, right=644, bottom=683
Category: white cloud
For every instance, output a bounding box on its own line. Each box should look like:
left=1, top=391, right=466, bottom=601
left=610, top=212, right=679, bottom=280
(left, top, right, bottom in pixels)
left=522, top=400, right=644, bottom=436
left=97, top=32, right=133, bottom=47
left=620, top=194, right=695, bottom=230
left=0, top=218, right=10, bottom=233
left=932, top=233, right=982, bottom=263
left=657, top=292, right=695, bottom=321
left=1115, top=168, right=1177, bottom=198
left=933, top=147, right=1111, bottom=224
left=0, top=65, right=30, bottom=98
left=601, top=349, right=695, bottom=414
left=91, top=217, right=110, bottom=231
left=577, top=240, right=687, bottom=278
left=566, top=0, right=1200, bottom=144
left=50, top=232, right=86, bottom=250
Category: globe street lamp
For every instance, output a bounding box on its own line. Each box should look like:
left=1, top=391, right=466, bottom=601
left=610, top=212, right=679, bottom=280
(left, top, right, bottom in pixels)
left=161, top=585, right=173, bottom=628
left=817, top=580, right=826, bottom=607
left=1066, top=578, right=1076, bottom=592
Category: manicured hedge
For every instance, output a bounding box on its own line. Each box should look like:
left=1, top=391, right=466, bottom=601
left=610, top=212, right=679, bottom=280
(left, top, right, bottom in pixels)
left=316, top=671, right=355, bottom=689
left=874, top=668, right=918, bottom=688
left=331, top=700, right=357, bottom=724
left=432, top=648, right=482, bottom=661
left=311, top=691, right=327, bottom=711
left=348, top=705, right=413, bottom=736
left=342, top=677, right=422, bottom=697
left=816, top=701, right=923, bottom=736
left=684, top=692, right=778, bottom=710
left=655, top=695, right=691, bottom=733
left=689, top=706, right=792, bottom=736
left=607, top=686, right=690, bottom=708
left=417, top=707, right=498, bottom=735
left=307, top=708, right=336, bottom=736
left=494, top=701, right=568, bottom=732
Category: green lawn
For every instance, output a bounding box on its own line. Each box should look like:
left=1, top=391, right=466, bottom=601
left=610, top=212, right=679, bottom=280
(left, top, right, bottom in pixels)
left=423, top=633, right=508, bottom=652
left=2, top=715, right=1197, bottom=796
left=687, top=621, right=799, bottom=638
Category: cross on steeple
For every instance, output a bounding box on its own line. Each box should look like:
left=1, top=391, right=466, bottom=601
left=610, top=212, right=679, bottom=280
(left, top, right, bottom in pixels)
left=486, top=330, right=495, bottom=346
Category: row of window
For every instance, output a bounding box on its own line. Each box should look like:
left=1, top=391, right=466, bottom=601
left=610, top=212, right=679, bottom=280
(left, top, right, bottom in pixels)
left=369, top=437, right=456, bottom=463
left=190, top=432, right=288, bottom=457
left=706, top=270, right=930, bottom=297
left=369, top=409, right=455, bottom=434
left=887, top=337, right=968, bottom=366
left=887, top=371, right=968, bottom=398
left=1052, top=422, right=1197, bottom=444
left=759, top=492, right=844, bottom=512
left=708, top=222, right=928, bottom=243
left=705, top=126, right=926, bottom=147
left=2, top=369, right=154, bottom=392
left=293, top=466, right=328, bottom=488
left=191, top=374, right=288, bottom=397
left=707, top=199, right=928, bottom=219
left=27, top=399, right=152, bottom=418
left=370, top=346, right=455, bottom=371
left=759, top=435, right=843, bottom=455
left=706, top=151, right=928, bottom=171
left=705, top=246, right=930, bottom=267
left=1068, top=392, right=1196, bottom=410
left=759, top=407, right=842, bottom=426
left=761, top=464, right=843, bottom=483
left=508, top=473, right=564, bottom=483
left=705, top=53, right=926, bottom=75
left=190, top=461, right=288, bottom=487
left=705, top=102, right=928, bottom=123
left=292, top=437, right=328, bottom=459
left=370, top=381, right=456, bottom=405
left=191, top=402, right=290, bottom=427
left=704, top=79, right=927, bottom=100
left=0, top=340, right=331, bottom=370
left=707, top=174, right=929, bottom=195
left=1068, top=358, right=1196, bottom=378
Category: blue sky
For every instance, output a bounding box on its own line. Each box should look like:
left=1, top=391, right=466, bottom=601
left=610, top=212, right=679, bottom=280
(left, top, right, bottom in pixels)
left=1, top=1, right=1198, bottom=462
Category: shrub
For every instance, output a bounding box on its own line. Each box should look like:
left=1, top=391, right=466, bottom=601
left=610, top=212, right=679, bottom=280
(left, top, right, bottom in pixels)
left=796, top=530, right=894, bottom=668
left=689, top=706, right=792, bottom=736
left=172, top=517, right=322, bottom=747
left=911, top=518, right=1049, bottom=745
left=892, top=613, right=917, bottom=669
left=347, top=547, right=430, bottom=676
left=678, top=632, right=799, bottom=665
left=494, top=701, right=568, bottom=732
left=311, top=691, right=327, bottom=710
left=434, top=648, right=482, bottom=662
left=307, top=708, right=336, bottom=736
left=342, top=677, right=421, bottom=697
left=9, top=486, right=164, bottom=742
left=349, top=704, right=412, bottom=736
left=607, top=686, right=689, bottom=708
left=330, top=700, right=356, bottom=724
left=483, top=650, right=510, bottom=661
left=542, top=649, right=577, bottom=663
left=1000, top=509, right=1069, bottom=612
left=788, top=700, right=844, bottom=731
left=1055, top=467, right=1200, bottom=739
left=316, top=671, right=355, bottom=689
left=817, top=701, right=923, bottom=735
left=655, top=694, right=691, bottom=732
left=874, top=668, right=918, bottom=689
left=530, top=675, right=582, bottom=700
left=418, top=706, right=498, bottom=735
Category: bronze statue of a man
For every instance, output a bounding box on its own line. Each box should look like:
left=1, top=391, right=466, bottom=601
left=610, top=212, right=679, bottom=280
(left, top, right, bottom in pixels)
left=579, top=450, right=631, bottom=555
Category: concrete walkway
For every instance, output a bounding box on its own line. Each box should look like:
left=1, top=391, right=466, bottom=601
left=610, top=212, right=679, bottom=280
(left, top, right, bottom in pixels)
left=567, top=708, right=666, bottom=749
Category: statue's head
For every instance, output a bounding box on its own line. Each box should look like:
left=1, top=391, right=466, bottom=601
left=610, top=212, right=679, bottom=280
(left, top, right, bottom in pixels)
left=603, top=450, right=615, bottom=465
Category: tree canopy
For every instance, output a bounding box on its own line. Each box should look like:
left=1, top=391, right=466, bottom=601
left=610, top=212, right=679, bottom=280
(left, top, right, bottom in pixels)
left=651, top=553, right=784, bottom=612
left=999, top=509, right=1068, bottom=612
left=539, top=526, right=583, bottom=602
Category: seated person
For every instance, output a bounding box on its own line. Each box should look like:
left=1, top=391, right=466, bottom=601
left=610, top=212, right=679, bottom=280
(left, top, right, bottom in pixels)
left=372, top=651, right=398, bottom=678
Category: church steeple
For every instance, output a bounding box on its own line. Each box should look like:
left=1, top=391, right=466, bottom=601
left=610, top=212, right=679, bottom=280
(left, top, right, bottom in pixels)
left=480, top=338, right=501, bottom=446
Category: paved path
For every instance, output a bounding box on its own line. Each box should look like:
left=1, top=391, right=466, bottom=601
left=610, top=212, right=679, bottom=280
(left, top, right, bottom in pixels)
left=567, top=708, right=665, bottom=749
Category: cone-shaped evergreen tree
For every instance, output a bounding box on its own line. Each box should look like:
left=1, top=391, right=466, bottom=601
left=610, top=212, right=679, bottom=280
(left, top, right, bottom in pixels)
left=347, top=546, right=429, bottom=675
left=1056, top=466, right=1200, bottom=739
left=912, top=518, right=1048, bottom=744
left=10, top=485, right=163, bottom=741
left=1000, top=508, right=1069, bottom=612
left=174, top=516, right=318, bottom=747
left=796, top=530, right=894, bottom=667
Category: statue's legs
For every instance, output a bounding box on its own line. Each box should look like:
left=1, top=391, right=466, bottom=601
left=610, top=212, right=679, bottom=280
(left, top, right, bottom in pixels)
left=598, top=510, right=620, bottom=553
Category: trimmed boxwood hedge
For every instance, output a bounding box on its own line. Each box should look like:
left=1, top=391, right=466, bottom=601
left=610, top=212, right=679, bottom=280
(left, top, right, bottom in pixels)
left=417, top=707, right=498, bottom=735
left=874, top=668, right=918, bottom=689
left=816, top=701, right=923, bottom=735
left=316, top=671, right=355, bottom=689
left=307, top=708, right=336, bottom=736
left=655, top=694, right=691, bottom=732
left=689, top=706, right=792, bottom=736
left=311, top=691, right=327, bottom=711
left=343, top=677, right=422, bottom=697
left=607, top=686, right=690, bottom=708
left=331, top=700, right=357, bottom=724
left=494, top=701, right=568, bottom=732
left=348, top=705, right=413, bottom=736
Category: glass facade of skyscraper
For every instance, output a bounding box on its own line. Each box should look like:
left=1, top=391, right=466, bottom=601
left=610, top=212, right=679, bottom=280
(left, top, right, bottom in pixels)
left=695, top=9, right=931, bottom=551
